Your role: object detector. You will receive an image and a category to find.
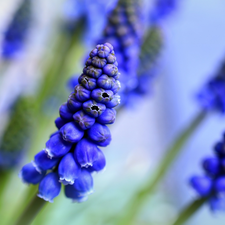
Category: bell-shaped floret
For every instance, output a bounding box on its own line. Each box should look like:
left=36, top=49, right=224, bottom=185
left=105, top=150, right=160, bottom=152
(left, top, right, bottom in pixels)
left=73, top=169, right=93, bottom=196
left=37, top=172, right=61, bottom=203
left=45, top=133, right=72, bottom=158
left=73, top=110, right=95, bottom=130
left=60, top=122, right=84, bottom=143
left=202, top=157, right=221, bottom=176
left=97, top=108, right=116, bottom=124
left=59, top=103, right=74, bottom=121
left=75, top=138, right=99, bottom=168
left=83, top=100, right=106, bottom=118
left=87, top=123, right=111, bottom=147
left=87, top=148, right=106, bottom=173
left=65, top=185, right=88, bottom=203
left=20, top=162, right=45, bottom=184
left=67, top=92, right=82, bottom=112
left=190, top=175, right=212, bottom=197
left=34, top=150, right=60, bottom=172
left=58, top=153, right=80, bottom=185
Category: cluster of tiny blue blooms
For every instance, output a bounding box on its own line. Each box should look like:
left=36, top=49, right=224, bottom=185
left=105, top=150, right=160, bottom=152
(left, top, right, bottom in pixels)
left=98, top=0, right=143, bottom=107
left=190, top=133, right=225, bottom=211
left=197, top=63, right=225, bottom=113
left=151, top=0, right=178, bottom=23
left=1, top=0, right=31, bottom=59
left=20, top=43, right=121, bottom=203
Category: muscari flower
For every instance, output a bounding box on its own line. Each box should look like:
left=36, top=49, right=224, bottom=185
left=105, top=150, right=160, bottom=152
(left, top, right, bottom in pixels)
left=0, top=97, right=35, bottom=170
left=98, top=0, right=143, bottom=106
left=190, top=133, right=225, bottom=211
left=1, top=0, right=32, bottom=59
left=20, top=43, right=121, bottom=203
left=197, top=61, right=225, bottom=113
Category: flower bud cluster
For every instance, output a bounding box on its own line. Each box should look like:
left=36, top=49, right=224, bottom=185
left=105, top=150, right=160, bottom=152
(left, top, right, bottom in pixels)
left=0, top=97, right=35, bottom=170
left=20, top=43, right=121, bottom=203
left=2, top=0, right=31, bottom=59
left=197, top=62, right=225, bottom=113
left=190, top=133, right=225, bottom=211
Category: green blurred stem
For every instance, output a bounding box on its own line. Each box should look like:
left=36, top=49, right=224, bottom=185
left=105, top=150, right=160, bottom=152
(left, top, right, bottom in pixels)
left=0, top=171, right=10, bottom=210
left=14, top=195, right=46, bottom=225
left=10, top=186, right=38, bottom=225
left=118, top=110, right=207, bottom=225
left=171, top=198, right=207, bottom=225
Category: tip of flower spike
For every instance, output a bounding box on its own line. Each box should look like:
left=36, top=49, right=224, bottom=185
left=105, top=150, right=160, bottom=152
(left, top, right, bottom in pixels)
left=37, top=193, right=54, bottom=203
left=59, top=177, right=75, bottom=185
left=45, top=148, right=54, bottom=159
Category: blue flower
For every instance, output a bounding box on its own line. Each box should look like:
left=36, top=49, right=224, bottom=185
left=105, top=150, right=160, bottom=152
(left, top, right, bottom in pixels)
left=20, top=43, right=120, bottom=202
left=58, top=153, right=80, bottom=185
left=20, top=162, right=45, bottom=185
left=34, top=150, right=60, bottom=173
left=37, top=173, right=61, bottom=203
left=1, top=0, right=32, bottom=59
left=197, top=64, right=225, bottom=112
left=190, top=133, right=225, bottom=211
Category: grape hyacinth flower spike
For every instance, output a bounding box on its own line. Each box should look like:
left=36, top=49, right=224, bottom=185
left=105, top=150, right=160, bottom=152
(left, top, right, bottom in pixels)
left=98, top=0, right=143, bottom=107
left=190, top=133, right=225, bottom=211
left=20, top=43, right=121, bottom=203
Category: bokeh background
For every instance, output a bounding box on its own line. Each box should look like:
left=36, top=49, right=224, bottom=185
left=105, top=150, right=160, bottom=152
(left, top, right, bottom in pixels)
left=0, top=0, right=225, bottom=224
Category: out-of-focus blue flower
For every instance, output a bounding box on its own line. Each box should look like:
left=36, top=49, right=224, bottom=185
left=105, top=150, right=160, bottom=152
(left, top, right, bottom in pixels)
left=98, top=0, right=144, bottom=106
left=151, top=0, right=178, bottom=23
left=63, top=0, right=117, bottom=45
left=20, top=43, right=121, bottom=203
left=190, top=133, right=225, bottom=211
left=197, top=62, right=225, bottom=113
left=1, top=0, right=32, bottom=59
left=0, top=97, right=35, bottom=170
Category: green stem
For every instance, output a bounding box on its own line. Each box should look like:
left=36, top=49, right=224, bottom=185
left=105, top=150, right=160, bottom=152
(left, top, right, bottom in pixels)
left=172, top=198, right=207, bottom=225
left=14, top=194, right=46, bottom=225
left=0, top=171, right=10, bottom=216
left=117, top=110, right=207, bottom=225
left=9, top=186, right=38, bottom=225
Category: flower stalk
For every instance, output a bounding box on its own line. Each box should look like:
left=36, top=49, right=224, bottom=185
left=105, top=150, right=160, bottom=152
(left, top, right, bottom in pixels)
left=171, top=198, right=207, bottom=225
left=14, top=194, right=46, bottom=225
